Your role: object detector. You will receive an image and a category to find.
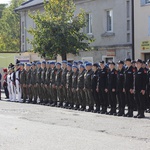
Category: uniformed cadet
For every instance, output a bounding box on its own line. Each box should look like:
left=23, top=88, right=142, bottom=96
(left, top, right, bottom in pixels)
left=36, top=62, right=42, bottom=104
left=84, top=62, right=94, bottom=112
left=19, top=63, right=26, bottom=103
left=134, top=59, right=147, bottom=118
left=41, top=61, right=47, bottom=104
left=124, top=58, right=135, bottom=117
left=7, top=67, right=12, bottom=101
left=77, top=64, right=86, bottom=111
left=50, top=62, right=57, bottom=106
left=116, top=61, right=125, bottom=116
left=26, top=63, right=32, bottom=103
left=147, top=59, right=150, bottom=113
left=45, top=61, right=51, bottom=105
left=97, top=61, right=108, bottom=114
left=92, top=63, right=100, bottom=113
left=72, top=65, right=79, bottom=110
left=15, top=61, right=21, bottom=102
left=61, top=60, right=68, bottom=108
left=55, top=62, right=63, bottom=107
left=10, top=64, right=16, bottom=102
left=31, top=62, right=37, bottom=104
left=107, top=62, right=117, bottom=115
left=66, top=63, right=73, bottom=109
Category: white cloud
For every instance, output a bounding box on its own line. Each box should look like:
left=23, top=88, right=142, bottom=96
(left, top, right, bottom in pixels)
left=0, top=0, right=10, bottom=4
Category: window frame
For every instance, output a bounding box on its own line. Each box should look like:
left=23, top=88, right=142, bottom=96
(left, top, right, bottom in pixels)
left=106, top=9, right=113, bottom=32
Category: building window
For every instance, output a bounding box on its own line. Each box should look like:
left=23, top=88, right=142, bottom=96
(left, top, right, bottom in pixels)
left=148, top=16, right=150, bottom=36
left=127, top=33, right=130, bottom=42
left=85, top=13, right=92, bottom=34
left=22, top=22, right=24, bottom=34
left=126, top=1, right=130, bottom=18
left=127, top=20, right=130, bottom=31
left=22, top=35, right=24, bottom=43
left=141, top=0, right=150, bottom=5
left=106, top=10, right=113, bottom=32
left=146, top=0, right=150, bottom=4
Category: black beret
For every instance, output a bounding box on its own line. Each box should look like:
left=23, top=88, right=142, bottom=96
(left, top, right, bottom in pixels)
left=93, top=63, right=99, bottom=68
left=109, top=61, right=115, bottom=65
left=136, top=59, right=143, bottom=63
left=125, top=58, right=131, bottom=62
left=117, top=60, right=124, bottom=64
left=99, top=61, right=104, bottom=64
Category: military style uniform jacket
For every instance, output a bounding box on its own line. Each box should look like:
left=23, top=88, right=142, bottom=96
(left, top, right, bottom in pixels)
left=72, top=71, right=78, bottom=89
left=55, top=68, right=62, bottom=87
left=15, top=68, right=20, bottom=82
left=66, top=70, right=73, bottom=88
left=117, top=68, right=125, bottom=91
left=45, top=68, right=51, bottom=85
left=135, top=67, right=147, bottom=91
left=50, top=67, right=57, bottom=85
left=41, top=67, right=47, bottom=84
left=107, top=69, right=117, bottom=90
left=97, top=67, right=108, bottom=89
left=61, top=68, right=68, bottom=86
left=36, top=67, right=42, bottom=84
left=20, top=69, right=26, bottom=84
left=84, top=69, right=94, bottom=89
left=124, top=66, right=135, bottom=90
left=77, top=69, right=85, bottom=89
left=31, top=69, right=37, bottom=85
left=91, top=69, right=99, bottom=90
left=10, top=71, right=16, bottom=85
left=26, top=69, right=32, bottom=85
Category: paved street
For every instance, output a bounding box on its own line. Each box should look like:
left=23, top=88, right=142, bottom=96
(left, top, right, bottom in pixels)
left=0, top=93, right=150, bottom=150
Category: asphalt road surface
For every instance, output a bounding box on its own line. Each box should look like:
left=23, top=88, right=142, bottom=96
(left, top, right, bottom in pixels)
left=0, top=93, right=150, bottom=150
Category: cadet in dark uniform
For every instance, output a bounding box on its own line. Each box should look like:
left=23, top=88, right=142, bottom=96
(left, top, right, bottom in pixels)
left=72, top=65, right=79, bottom=110
left=50, top=62, right=57, bottom=106
left=19, top=63, right=26, bottom=103
left=97, top=61, right=108, bottom=114
left=41, top=61, right=47, bottom=104
left=134, top=59, right=147, bottom=118
left=61, top=61, right=68, bottom=108
left=31, top=62, right=37, bottom=104
left=107, top=62, right=117, bottom=115
left=92, top=63, right=100, bottom=113
left=55, top=62, right=63, bottom=107
left=45, top=62, right=51, bottom=105
left=124, top=58, right=135, bottom=117
left=84, top=62, right=94, bottom=112
left=147, top=59, right=150, bottom=113
left=77, top=64, right=86, bottom=111
left=116, top=61, right=125, bottom=116
left=66, top=63, right=73, bottom=109
left=26, top=63, right=32, bottom=103
left=36, top=62, right=42, bottom=104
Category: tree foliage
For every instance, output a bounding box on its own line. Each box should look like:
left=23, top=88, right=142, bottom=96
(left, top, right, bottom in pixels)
left=0, top=0, right=25, bottom=51
left=28, top=0, right=94, bottom=60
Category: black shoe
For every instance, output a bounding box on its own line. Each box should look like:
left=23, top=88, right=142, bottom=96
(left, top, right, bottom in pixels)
left=51, top=102, right=57, bottom=107
left=137, top=114, right=145, bottom=118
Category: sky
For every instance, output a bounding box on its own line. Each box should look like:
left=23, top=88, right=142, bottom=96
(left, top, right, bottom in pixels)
left=0, top=0, right=11, bottom=4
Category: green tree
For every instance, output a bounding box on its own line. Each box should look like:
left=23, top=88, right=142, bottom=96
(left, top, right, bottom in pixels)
left=0, top=0, right=25, bottom=51
left=28, top=0, right=94, bottom=60
left=0, top=4, right=7, bottom=18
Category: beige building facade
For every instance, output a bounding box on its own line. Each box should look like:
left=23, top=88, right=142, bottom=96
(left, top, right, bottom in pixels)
left=134, top=0, right=150, bottom=60
left=16, top=0, right=133, bottom=63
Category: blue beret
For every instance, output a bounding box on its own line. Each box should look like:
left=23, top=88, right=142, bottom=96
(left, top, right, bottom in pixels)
left=32, top=62, right=36, bottom=66
left=67, top=63, right=72, bottom=67
left=50, top=62, right=55, bottom=65
left=79, top=64, right=85, bottom=68
left=46, top=61, right=50, bottom=64
left=26, top=63, right=31, bottom=67
left=73, top=61, right=78, bottom=65
left=56, top=62, right=61, bottom=65
left=19, top=63, right=24, bottom=66
left=42, top=61, right=46, bottom=64
left=84, top=61, right=89, bottom=64
left=72, top=65, right=78, bottom=69
left=78, top=61, right=83, bottom=64
left=85, top=62, right=92, bottom=66
left=36, top=62, right=41, bottom=65
left=62, top=60, right=67, bottom=64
